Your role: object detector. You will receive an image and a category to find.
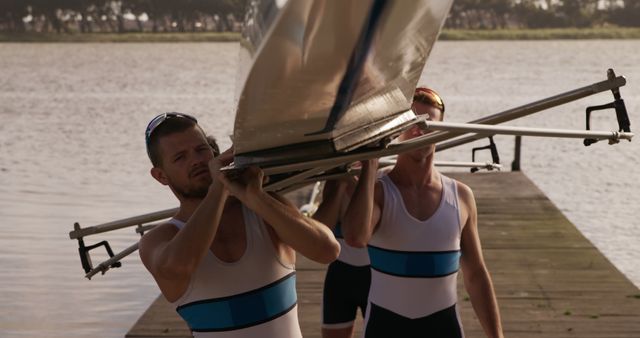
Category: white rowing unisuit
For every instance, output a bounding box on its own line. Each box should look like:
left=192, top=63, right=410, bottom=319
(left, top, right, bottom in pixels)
left=169, top=205, right=302, bottom=338
left=365, top=173, right=465, bottom=322
left=333, top=223, right=370, bottom=266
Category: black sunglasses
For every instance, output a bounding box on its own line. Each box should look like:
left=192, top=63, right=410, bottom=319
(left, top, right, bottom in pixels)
left=145, top=112, right=198, bottom=158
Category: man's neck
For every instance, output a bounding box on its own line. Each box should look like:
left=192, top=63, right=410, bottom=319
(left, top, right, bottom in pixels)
left=174, top=197, right=203, bottom=223
left=174, top=196, right=239, bottom=223
left=390, top=152, right=439, bottom=188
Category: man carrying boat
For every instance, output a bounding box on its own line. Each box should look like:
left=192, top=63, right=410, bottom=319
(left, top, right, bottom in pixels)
left=342, top=88, right=504, bottom=338
left=313, top=176, right=370, bottom=338
left=138, top=113, right=340, bottom=337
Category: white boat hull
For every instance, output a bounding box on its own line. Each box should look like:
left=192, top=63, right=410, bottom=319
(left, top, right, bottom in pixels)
left=233, top=0, right=453, bottom=167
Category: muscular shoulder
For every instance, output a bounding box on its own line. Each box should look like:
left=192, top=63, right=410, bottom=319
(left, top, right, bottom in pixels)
left=139, top=223, right=178, bottom=255
left=454, top=179, right=476, bottom=214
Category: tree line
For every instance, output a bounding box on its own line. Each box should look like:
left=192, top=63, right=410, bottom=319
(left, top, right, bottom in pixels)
left=446, top=0, right=640, bottom=29
left=0, top=0, right=249, bottom=33
left=1, top=0, right=639, bottom=34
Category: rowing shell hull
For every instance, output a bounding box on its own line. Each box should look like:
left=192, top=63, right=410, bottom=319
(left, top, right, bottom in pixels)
left=233, top=0, right=452, bottom=167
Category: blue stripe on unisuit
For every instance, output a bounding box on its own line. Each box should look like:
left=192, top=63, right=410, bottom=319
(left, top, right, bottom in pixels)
left=176, top=272, right=297, bottom=332
left=368, top=245, right=460, bottom=278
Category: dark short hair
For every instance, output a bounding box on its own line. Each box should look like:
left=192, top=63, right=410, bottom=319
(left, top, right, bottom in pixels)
left=147, top=116, right=203, bottom=167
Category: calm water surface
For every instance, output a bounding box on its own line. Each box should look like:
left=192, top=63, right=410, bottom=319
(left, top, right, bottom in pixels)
left=0, top=41, right=638, bottom=337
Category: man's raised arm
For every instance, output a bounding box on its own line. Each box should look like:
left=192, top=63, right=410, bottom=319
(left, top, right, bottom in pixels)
left=139, top=150, right=232, bottom=300
left=219, top=166, right=340, bottom=264
left=341, top=159, right=380, bottom=248
left=312, top=178, right=351, bottom=229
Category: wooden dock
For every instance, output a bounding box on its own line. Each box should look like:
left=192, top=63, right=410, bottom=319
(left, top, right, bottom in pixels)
left=126, top=172, right=640, bottom=338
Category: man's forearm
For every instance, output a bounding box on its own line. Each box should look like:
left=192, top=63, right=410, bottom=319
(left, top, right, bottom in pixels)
left=162, top=183, right=228, bottom=270
left=467, top=271, right=504, bottom=338
left=246, top=191, right=339, bottom=263
left=342, top=164, right=377, bottom=247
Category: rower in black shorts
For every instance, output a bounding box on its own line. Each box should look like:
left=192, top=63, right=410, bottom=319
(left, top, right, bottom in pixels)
left=313, top=176, right=371, bottom=338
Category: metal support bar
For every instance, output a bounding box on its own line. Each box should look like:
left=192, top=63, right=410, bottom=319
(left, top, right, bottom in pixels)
left=512, top=136, right=522, bottom=171
left=437, top=161, right=501, bottom=171
left=583, top=70, right=631, bottom=146
left=299, top=182, right=323, bottom=216
left=282, top=160, right=502, bottom=187
left=470, top=137, right=500, bottom=173
left=252, top=74, right=627, bottom=176
left=436, top=74, right=626, bottom=152
left=259, top=122, right=632, bottom=177
left=420, top=120, right=634, bottom=141
left=136, top=223, right=159, bottom=236
left=85, top=242, right=140, bottom=280
left=77, top=237, right=121, bottom=274
left=69, top=208, right=177, bottom=239
left=380, top=156, right=500, bottom=171
left=264, top=166, right=334, bottom=192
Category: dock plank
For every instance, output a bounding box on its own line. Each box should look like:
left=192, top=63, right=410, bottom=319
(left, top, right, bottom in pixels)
left=126, top=172, right=640, bottom=338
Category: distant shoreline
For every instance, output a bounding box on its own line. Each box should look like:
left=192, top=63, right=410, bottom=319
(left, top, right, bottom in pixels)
left=441, top=27, right=640, bottom=40
left=2, top=28, right=640, bottom=43
left=0, top=32, right=241, bottom=43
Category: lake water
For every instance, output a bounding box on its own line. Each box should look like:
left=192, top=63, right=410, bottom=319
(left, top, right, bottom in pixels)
left=0, top=40, right=638, bottom=338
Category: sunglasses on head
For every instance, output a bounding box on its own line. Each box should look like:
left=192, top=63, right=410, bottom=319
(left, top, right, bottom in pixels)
left=414, top=87, right=445, bottom=113
left=145, top=112, right=198, bottom=158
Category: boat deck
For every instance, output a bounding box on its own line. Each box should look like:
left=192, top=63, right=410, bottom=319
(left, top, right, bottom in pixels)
left=126, top=172, right=640, bottom=338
